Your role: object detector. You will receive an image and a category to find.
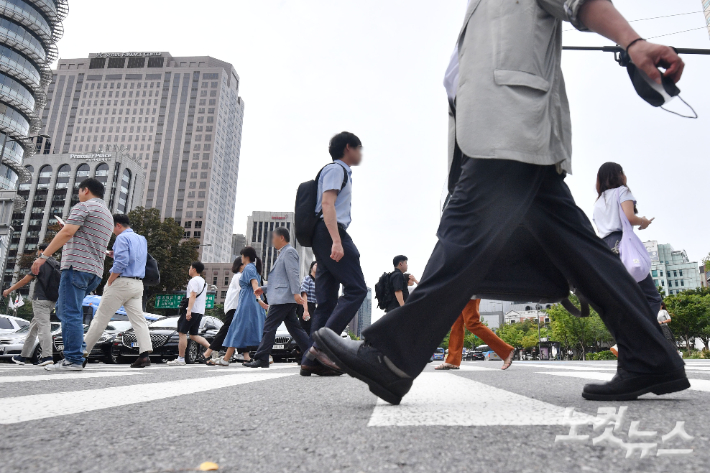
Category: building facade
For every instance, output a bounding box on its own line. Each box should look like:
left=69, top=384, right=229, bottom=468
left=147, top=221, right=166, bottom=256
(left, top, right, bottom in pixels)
left=246, top=211, right=314, bottom=282
left=39, top=52, right=244, bottom=262
left=348, top=287, right=372, bottom=339
left=231, top=233, right=245, bottom=260
left=203, top=262, right=234, bottom=307
left=644, top=240, right=702, bottom=295
left=0, top=0, right=69, bottom=281
left=5, top=150, right=144, bottom=291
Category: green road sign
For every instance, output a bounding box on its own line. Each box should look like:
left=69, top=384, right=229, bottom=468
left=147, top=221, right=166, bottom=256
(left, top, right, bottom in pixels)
left=154, top=293, right=215, bottom=309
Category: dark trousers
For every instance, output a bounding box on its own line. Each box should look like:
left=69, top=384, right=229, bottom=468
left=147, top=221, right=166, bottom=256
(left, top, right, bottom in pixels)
left=362, top=158, right=683, bottom=377
left=254, top=303, right=310, bottom=362
left=304, top=221, right=367, bottom=365
left=602, top=232, right=663, bottom=315
left=296, top=302, right=316, bottom=335
left=209, top=309, right=235, bottom=351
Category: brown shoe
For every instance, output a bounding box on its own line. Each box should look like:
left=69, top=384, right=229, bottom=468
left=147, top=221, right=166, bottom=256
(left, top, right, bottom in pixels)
left=299, top=364, right=343, bottom=377
left=308, top=346, right=341, bottom=371
left=130, top=357, right=151, bottom=368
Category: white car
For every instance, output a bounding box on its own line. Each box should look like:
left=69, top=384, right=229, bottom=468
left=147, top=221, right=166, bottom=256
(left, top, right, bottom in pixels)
left=0, top=315, right=30, bottom=335
left=0, top=322, right=62, bottom=363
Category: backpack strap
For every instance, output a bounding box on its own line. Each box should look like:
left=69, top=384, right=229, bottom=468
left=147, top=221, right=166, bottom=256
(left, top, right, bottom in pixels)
left=315, top=162, right=350, bottom=218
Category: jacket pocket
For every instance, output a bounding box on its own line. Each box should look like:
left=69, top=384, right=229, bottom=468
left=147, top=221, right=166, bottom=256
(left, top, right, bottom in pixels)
left=494, top=69, right=550, bottom=92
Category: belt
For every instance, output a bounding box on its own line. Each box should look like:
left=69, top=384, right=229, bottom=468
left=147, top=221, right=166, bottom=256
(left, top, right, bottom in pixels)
left=119, top=276, right=143, bottom=280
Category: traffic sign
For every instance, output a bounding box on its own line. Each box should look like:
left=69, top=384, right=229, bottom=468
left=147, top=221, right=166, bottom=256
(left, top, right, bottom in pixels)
left=154, top=293, right=215, bottom=309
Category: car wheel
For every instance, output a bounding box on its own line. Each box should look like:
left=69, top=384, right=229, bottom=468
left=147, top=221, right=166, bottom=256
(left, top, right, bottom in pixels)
left=186, top=340, right=200, bottom=364
left=104, top=351, right=124, bottom=364
left=30, top=345, right=42, bottom=364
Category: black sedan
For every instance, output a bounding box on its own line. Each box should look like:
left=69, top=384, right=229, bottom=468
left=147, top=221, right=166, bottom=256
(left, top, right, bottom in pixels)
left=88, top=320, right=136, bottom=364
left=270, top=322, right=303, bottom=362
left=467, top=350, right=485, bottom=361
left=112, top=316, right=223, bottom=364
left=52, top=325, right=90, bottom=362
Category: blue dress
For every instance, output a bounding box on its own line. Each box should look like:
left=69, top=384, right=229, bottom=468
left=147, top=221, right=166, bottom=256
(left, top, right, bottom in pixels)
left=224, top=263, right=266, bottom=349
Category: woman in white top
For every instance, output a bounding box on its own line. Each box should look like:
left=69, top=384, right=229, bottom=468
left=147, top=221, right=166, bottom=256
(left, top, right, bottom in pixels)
left=204, top=257, right=244, bottom=364
left=592, top=163, right=663, bottom=336
left=657, top=302, right=676, bottom=346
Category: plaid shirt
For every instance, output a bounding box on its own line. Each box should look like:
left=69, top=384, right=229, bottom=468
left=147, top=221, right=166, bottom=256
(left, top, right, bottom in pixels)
left=300, top=275, right=317, bottom=304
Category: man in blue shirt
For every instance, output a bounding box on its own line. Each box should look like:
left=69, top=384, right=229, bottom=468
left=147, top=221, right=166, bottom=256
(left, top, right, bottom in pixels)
left=83, top=214, right=153, bottom=368
left=302, top=132, right=367, bottom=376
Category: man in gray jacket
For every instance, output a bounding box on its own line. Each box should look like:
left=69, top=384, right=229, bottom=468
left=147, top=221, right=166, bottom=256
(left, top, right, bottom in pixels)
left=314, top=0, right=688, bottom=404
left=245, top=227, right=312, bottom=369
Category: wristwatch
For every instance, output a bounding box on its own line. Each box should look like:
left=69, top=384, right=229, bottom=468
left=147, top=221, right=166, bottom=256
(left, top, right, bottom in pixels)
left=38, top=254, right=49, bottom=260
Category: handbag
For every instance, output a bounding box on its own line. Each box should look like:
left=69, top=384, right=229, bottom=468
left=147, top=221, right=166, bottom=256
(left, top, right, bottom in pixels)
left=616, top=188, right=652, bottom=282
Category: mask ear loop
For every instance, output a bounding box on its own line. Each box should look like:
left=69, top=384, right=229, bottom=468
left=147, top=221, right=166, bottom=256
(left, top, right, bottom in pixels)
left=661, top=95, right=698, bottom=119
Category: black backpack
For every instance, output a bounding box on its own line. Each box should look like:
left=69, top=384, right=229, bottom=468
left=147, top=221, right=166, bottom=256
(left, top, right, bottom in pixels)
left=374, top=272, right=394, bottom=310
left=295, top=163, right=349, bottom=247
left=143, top=253, right=160, bottom=286
left=38, top=258, right=61, bottom=302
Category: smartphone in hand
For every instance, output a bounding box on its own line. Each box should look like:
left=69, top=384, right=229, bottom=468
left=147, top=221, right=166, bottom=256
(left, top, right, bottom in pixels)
left=54, top=215, right=65, bottom=227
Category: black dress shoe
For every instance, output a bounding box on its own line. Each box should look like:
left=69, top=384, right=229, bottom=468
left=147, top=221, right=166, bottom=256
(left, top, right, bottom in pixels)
left=130, top=357, right=151, bottom=368
left=299, top=364, right=343, bottom=377
left=582, top=368, right=690, bottom=401
left=243, top=359, right=270, bottom=368
left=313, top=328, right=412, bottom=405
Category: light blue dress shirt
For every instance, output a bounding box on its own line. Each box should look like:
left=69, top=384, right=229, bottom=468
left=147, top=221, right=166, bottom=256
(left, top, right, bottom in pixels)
left=110, top=228, right=148, bottom=278
left=315, top=160, right=353, bottom=229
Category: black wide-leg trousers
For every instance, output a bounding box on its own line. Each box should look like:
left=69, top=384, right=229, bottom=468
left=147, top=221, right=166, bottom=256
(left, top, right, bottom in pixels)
left=362, top=157, right=683, bottom=378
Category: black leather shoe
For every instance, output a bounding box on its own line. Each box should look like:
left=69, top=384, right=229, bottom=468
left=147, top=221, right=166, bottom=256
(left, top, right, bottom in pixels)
left=582, top=368, right=690, bottom=401
left=299, top=364, right=343, bottom=377
left=243, top=359, right=270, bottom=368
left=130, top=357, right=151, bottom=368
left=308, top=346, right=342, bottom=371
left=313, top=328, right=412, bottom=405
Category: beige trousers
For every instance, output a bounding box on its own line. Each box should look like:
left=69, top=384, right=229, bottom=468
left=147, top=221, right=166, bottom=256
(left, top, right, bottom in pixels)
left=20, top=299, right=56, bottom=358
left=84, top=278, right=152, bottom=353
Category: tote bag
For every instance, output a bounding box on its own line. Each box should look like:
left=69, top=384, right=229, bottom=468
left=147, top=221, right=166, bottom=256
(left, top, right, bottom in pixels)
left=616, top=188, right=652, bottom=282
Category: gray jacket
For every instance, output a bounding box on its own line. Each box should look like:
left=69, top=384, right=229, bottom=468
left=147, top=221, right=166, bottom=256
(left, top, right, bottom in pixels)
left=450, top=0, right=598, bottom=176
left=261, top=244, right=301, bottom=305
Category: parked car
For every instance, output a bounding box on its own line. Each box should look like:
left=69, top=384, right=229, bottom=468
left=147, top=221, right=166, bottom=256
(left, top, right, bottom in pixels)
left=0, top=314, right=30, bottom=334
left=53, top=325, right=90, bottom=362
left=270, top=325, right=351, bottom=363
left=113, top=316, right=223, bottom=364
left=432, top=347, right=445, bottom=361
left=0, top=322, right=62, bottom=363
left=87, top=320, right=137, bottom=364
left=469, top=350, right=485, bottom=361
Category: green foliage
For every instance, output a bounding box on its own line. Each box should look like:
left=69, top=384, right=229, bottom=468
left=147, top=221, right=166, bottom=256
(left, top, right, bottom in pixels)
left=547, top=295, right=614, bottom=360
left=587, top=350, right=617, bottom=360
left=205, top=303, right=226, bottom=322
left=663, top=288, right=710, bottom=352
left=347, top=331, right=360, bottom=341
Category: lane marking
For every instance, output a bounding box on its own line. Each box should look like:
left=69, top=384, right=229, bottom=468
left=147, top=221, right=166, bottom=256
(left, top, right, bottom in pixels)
left=368, top=372, right=593, bottom=427
left=0, top=371, right=143, bottom=384
left=0, top=372, right=294, bottom=424
left=516, top=364, right=617, bottom=371
left=537, top=372, right=710, bottom=393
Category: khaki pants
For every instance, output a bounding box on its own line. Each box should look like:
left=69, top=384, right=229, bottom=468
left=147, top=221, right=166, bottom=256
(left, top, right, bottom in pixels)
left=20, top=299, right=56, bottom=358
left=85, top=278, right=152, bottom=353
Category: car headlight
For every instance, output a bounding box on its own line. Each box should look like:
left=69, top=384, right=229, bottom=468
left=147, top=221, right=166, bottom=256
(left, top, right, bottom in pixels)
left=15, top=337, right=26, bottom=343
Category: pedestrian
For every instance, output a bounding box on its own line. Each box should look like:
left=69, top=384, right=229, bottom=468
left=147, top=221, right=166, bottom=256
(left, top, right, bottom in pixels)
left=435, top=299, right=514, bottom=370
left=203, top=256, right=244, bottom=364
left=312, top=1, right=688, bottom=404
left=83, top=214, right=153, bottom=368
left=4, top=243, right=58, bottom=366
left=385, top=255, right=418, bottom=313
left=215, top=247, right=268, bottom=366
left=593, top=162, right=662, bottom=358
left=244, top=227, right=312, bottom=370
left=167, top=262, right=211, bottom=366
left=298, top=261, right=318, bottom=335
left=657, top=302, right=677, bottom=349
left=302, top=132, right=368, bottom=375
left=33, top=178, right=113, bottom=371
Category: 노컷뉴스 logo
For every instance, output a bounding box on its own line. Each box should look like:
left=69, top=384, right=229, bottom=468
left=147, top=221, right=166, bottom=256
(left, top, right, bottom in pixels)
left=556, top=406, right=693, bottom=458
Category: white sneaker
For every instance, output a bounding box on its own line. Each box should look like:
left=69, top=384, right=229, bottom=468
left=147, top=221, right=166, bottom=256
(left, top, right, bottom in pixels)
left=269, top=356, right=274, bottom=365
left=45, top=360, right=83, bottom=371
left=167, top=359, right=186, bottom=366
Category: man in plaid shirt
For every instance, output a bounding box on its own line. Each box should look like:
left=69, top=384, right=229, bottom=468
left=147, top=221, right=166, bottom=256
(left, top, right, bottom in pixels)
left=298, top=261, right=318, bottom=334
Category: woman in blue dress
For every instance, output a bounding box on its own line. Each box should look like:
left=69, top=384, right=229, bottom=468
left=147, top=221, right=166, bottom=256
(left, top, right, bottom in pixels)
left=216, top=247, right=268, bottom=366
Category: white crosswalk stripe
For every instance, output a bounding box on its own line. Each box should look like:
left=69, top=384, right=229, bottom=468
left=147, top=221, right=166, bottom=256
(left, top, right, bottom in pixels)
left=537, top=371, right=710, bottom=393
left=0, top=371, right=144, bottom=383
left=0, top=371, right=295, bottom=425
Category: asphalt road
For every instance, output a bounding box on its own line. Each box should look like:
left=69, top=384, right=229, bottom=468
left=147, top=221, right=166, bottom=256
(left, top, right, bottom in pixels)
left=0, top=359, right=708, bottom=473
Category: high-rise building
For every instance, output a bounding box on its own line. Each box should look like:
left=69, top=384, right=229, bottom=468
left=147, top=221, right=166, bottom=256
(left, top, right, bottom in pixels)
left=644, top=240, right=702, bottom=295
left=0, top=0, right=69, bottom=286
left=231, top=233, right=246, bottom=260
left=6, top=150, right=144, bottom=292
left=245, top=211, right=314, bottom=282
left=39, top=52, right=244, bottom=262
left=348, top=288, right=372, bottom=339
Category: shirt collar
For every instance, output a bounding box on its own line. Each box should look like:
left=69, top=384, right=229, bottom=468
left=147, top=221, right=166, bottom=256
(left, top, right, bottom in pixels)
left=278, top=243, right=291, bottom=254
left=122, top=228, right=134, bottom=234
left=335, top=160, right=352, bottom=176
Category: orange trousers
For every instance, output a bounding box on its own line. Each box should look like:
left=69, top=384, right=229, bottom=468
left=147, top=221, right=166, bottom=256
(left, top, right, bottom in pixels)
left=444, top=299, right=514, bottom=366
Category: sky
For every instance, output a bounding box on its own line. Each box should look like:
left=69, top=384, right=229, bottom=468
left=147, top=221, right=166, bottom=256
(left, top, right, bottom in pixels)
left=56, top=1, right=710, bottom=320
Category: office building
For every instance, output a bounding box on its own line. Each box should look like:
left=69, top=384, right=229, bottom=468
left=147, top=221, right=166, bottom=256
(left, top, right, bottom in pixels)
left=700, top=265, right=708, bottom=288
left=246, top=211, right=314, bottom=282
left=231, top=233, right=246, bottom=260
left=348, top=288, right=372, bottom=339
left=39, top=52, right=244, bottom=262
left=5, top=150, right=144, bottom=291
left=203, top=262, right=234, bottom=307
left=644, top=240, right=702, bottom=295
left=504, top=309, right=549, bottom=325
left=0, top=0, right=69, bottom=284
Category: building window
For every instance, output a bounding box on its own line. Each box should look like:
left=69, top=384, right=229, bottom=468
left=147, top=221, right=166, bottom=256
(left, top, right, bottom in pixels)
left=117, top=169, right=131, bottom=213
left=184, top=221, right=192, bottom=228
left=194, top=221, right=202, bottom=228
left=95, top=162, right=109, bottom=185
left=37, top=165, right=52, bottom=189
left=652, top=270, right=658, bottom=277
left=89, top=58, right=106, bottom=69
left=107, top=57, right=126, bottom=69
left=54, top=164, right=70, bottom=190
left=681, top=280, right=684, bottom=287
left=679, top=270, right=683, bottom=277
left=221, top=291, right=227, bottom=299
left=224, top=277, right=229, bottom=286
left=193, top=231, right=201, bottom=238
left=212, top=276, right=218, bottom=285
left=127, top=57, right=145, bottom=68
left=184, top=231, right=190, bottom=238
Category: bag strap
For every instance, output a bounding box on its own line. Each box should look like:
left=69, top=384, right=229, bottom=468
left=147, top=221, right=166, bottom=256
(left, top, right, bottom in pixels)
left=315, top=162, right=349, bottom=218
left=198, top=283, right=206, bottom=297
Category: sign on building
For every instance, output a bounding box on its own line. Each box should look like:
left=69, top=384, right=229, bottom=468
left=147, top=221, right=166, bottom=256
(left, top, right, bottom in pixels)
left=154, top=293, right=215, bottom=309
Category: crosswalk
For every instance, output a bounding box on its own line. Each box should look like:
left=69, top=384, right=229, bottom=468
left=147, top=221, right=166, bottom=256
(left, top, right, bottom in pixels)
left=1, top=360, right=709, bottom=426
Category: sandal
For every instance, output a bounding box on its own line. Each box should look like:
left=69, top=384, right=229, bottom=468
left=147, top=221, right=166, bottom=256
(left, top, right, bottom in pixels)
left=435, top=363, right=459, bottom=370
left=206, top=359, right=218, bottom=366
left=502, top=350, right=514, bottom=370
left=215, top=359, right=230, bottom=367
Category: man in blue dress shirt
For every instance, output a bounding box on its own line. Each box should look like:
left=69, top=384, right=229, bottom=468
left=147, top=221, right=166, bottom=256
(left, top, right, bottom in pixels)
left=84, top=213, right=153, bottom=368
left=301, top=132, right=368, bottom=376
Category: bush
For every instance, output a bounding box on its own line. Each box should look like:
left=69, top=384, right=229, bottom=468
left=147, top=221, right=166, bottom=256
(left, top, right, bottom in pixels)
left=587, top=350, right=616, bottom=360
